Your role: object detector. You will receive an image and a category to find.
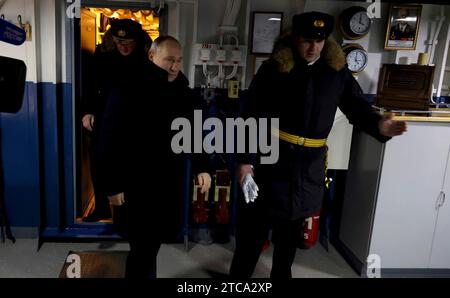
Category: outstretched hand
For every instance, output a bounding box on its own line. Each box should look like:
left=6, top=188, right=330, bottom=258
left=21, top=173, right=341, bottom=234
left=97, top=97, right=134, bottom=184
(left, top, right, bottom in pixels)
left=379, top=113, right=408, bottom=137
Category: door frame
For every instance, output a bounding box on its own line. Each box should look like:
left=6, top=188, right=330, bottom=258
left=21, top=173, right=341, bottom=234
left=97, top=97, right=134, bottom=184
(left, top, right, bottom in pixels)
left=41, top=0, right=165, bottom=239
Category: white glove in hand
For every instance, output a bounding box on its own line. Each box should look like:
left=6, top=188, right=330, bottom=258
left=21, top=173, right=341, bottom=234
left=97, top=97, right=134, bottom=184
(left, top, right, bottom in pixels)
left=242, top=174, right=259, bottom=204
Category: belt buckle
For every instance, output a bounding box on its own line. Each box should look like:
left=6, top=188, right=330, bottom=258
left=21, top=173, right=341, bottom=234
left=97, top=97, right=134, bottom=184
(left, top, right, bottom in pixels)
left=297, top=137, right=305, bottom=146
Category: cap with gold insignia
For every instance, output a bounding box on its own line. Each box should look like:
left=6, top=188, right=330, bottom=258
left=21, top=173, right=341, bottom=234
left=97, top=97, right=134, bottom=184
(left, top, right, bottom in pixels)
left=110, top=19, right=142, bottom=44
left=292, top=11, right=334, bottom=40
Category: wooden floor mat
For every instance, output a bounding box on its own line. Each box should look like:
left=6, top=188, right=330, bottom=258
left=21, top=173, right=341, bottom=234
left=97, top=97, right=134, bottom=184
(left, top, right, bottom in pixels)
left=59, top=251, right=127, bottom=278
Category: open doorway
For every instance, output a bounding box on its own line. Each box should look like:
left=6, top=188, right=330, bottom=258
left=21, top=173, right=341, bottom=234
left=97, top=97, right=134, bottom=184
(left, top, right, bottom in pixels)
left=75, top=3, right=163, bottom=223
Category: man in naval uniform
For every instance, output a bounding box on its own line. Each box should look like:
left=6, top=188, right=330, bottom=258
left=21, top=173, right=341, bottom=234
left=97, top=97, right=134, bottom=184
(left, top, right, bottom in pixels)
left=230, top=11, right=407, bottom=278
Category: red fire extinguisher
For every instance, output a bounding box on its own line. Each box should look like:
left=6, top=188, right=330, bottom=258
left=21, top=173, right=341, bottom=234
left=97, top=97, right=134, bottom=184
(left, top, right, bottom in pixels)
left=214, top=170, right=230, bottom=225
left=301, top=210, right=321, bottom=249
left=192, top=177, right=209, bottom=224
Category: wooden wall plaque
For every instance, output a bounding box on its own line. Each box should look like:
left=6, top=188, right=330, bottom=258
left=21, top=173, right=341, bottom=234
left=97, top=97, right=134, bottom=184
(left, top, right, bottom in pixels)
left=375, top=64, right=435, bottom=110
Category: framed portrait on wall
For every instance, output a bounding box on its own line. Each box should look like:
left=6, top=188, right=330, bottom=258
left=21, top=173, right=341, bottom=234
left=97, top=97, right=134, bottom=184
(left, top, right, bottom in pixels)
left=250, top=11, right=283, bottom=55
left=384, top=4, right=422, bottom=50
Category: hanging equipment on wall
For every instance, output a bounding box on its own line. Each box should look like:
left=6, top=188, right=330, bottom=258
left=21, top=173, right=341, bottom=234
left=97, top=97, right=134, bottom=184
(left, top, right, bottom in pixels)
left=0, top=17, right=26, bottom=45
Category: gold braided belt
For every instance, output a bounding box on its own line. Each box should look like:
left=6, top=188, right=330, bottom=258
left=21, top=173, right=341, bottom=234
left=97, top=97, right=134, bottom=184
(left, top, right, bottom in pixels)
left=271, top=128, right=327, bottom=148
left=271, top=128, right=332, bottom=188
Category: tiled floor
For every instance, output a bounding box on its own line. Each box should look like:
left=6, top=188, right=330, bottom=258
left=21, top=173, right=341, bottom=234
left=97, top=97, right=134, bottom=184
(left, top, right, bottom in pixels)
left=0, top=238, right=358, bottom=278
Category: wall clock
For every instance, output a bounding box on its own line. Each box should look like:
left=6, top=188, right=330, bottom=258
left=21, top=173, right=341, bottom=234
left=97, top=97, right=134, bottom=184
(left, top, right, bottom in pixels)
left=339, top=6, right=372, bottom=40
left=342, top=43, right=369, bottom=73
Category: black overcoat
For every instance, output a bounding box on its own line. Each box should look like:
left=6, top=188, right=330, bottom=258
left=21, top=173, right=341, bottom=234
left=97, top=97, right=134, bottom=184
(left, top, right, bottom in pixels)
left=242, top=36, right=390, bottom=221
left=99, top=61, right=210, bottom=237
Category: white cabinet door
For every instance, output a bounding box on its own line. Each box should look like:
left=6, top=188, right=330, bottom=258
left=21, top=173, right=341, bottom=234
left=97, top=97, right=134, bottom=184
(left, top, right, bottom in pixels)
left=370, top=122, right=450, bottom=268
left=327, top=108, right=353, bottom=170
left=429, top=140, right=450, bottom=268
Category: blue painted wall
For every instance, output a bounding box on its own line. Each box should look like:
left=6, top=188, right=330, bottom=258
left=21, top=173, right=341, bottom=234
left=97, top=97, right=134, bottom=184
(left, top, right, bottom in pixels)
left=38, top=82, right=76, bottom=233
left=40, top=82, right=61, bottom=229
left=1, top=82, right=73, bottom=231
left=0, top=82, right=40, bottom=227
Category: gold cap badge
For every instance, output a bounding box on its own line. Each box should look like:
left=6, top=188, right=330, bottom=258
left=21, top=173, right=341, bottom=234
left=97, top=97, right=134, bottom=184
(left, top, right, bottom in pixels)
left=314, top=20, right=325, bottom=28
left=118, top=30, right=126, bottom=37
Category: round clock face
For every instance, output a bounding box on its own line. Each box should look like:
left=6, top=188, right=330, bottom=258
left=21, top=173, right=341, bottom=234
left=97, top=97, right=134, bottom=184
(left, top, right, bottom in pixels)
left=349, top=11, right=371, bottom=35
left=346, top=49, right=368, bottom=73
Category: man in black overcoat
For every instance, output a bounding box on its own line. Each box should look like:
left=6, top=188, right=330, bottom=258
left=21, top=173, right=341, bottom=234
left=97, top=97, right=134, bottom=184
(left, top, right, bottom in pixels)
left=230, top=12, right=407, bottom=278
left=99, top=36, right=211, bottom=278
left=81, top=19, right=152, bottom=222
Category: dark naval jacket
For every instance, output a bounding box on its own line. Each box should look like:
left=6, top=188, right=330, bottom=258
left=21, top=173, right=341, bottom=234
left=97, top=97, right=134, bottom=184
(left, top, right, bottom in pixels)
left=244, top=35, right=390, bottom=221
left=81, top=28, right=151, bottom=139
left=99, top=61, right=210, bottom=236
